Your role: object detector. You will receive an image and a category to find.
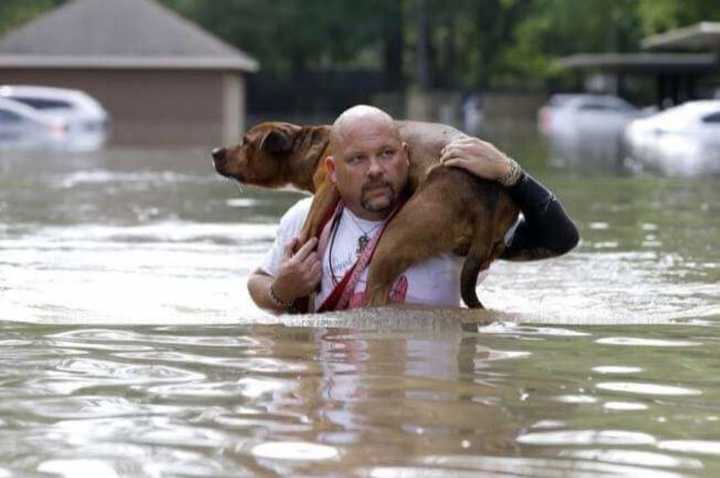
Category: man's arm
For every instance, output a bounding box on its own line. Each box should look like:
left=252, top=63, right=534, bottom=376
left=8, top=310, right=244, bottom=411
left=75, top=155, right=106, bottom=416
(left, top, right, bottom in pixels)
left=501, top=172, right=579, bottom=261
left=247, top=269, right=287, bottom=313
left=248, top=237, right=321, bottom=314
left=440, top=137, right=579, bottom=261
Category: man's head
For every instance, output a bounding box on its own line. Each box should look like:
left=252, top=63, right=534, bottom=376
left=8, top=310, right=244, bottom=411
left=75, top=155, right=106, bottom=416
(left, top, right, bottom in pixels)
left=326, top=105, right=409, bottom=220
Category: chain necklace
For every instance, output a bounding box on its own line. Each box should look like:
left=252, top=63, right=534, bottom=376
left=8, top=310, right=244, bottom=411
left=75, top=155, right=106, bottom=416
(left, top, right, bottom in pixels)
left=328, top=207, right=385, bottom=286
left=346, top=210, right=384, bottom=254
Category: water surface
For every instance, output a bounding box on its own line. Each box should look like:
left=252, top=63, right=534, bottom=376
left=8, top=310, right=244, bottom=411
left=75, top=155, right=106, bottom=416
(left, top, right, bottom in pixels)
left=0, top=131, right=719, bottom=476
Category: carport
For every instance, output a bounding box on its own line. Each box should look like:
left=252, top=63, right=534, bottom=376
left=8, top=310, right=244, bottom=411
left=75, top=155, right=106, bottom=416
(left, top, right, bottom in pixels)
left=556, top=53, right=717, bottom=109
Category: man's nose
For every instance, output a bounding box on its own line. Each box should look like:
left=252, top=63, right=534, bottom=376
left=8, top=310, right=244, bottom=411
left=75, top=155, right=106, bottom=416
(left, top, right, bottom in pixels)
left=366, top=156, right=384, bottom=176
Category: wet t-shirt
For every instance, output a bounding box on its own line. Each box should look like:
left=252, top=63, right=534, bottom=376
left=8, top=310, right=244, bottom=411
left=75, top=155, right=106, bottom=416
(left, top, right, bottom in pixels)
left=259, top=197, right=468, bottom=310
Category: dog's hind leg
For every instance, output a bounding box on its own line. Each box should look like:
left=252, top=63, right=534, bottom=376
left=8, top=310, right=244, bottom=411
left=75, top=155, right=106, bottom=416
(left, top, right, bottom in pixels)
left=460, top=238, right=506, bottom=309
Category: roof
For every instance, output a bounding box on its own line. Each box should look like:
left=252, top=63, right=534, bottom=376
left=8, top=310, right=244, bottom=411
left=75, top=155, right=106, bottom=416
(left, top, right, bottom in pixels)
left=0, top=0, right=258, bottom=72
left=556, top=53, right=717, bottom=74
left=642, top=22, right=720, bottom=51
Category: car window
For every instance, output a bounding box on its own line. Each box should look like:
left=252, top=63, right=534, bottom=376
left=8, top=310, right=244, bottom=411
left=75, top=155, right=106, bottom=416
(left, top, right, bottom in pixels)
left=0, top=109, right=24, bottom=123
left=701, top=112, right=720, bottom=123
left=578, top=103, right=609, bottom=111
left=11, top=97, right=72, bottom=110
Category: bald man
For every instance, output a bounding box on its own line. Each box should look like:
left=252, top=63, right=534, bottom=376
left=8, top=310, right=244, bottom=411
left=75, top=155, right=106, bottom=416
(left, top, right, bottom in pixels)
left=247, top=105, right=578, bottom=313
left=248, top=105, right=464, bottom=312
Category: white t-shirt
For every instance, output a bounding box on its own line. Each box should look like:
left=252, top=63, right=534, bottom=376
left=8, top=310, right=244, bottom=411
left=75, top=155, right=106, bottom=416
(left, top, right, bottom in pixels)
left=260, top=197, right=471, bottom=311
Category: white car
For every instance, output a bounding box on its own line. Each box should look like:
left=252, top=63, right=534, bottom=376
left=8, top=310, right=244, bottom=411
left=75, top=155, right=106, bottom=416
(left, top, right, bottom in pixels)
left=624, top=100, right=720, bottom=175
left=0, top=97, right=68, bottom=151
left=0, top=85, right=109, bottom=151
left=538, top=93, right=640, bottom=137
left=538, top=94, right=642, bottom=165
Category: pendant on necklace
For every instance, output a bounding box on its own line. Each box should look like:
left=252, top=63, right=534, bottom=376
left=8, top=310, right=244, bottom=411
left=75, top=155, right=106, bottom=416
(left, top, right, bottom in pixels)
left=357, top=234, right=369, bottom=254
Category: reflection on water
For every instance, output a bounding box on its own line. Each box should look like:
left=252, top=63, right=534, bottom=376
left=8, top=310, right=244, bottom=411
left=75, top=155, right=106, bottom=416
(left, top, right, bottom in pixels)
left=1, top=320, right=719, bottom=476
left=1, top=130, right=719, bottom=475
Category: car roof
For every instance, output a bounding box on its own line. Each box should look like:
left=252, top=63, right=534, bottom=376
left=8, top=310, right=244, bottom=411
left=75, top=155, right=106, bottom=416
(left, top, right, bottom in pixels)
left=548, top=93, right=635, bottom=109
left=645, top=100, right=720, bottom=124
left=0, top=85, right=104, bottom=110
left=0, top=85, right=86, bottom=99
left=0, top=97, right=53, bottom=122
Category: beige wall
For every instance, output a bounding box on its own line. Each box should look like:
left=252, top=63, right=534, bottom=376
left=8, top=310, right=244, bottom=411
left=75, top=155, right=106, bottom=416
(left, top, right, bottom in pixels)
left=1, top=68, right=245, bottom=146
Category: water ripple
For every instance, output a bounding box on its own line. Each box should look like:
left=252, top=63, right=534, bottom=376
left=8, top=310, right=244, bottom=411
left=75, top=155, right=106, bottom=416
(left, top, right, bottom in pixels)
left=516, top=429, right=656, bottom=446
left=596, top=382, right=702, bottom=396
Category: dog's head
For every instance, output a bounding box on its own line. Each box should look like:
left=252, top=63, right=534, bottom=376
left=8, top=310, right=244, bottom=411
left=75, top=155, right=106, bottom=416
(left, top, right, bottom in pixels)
left=211, top=122, right=302, bottom=188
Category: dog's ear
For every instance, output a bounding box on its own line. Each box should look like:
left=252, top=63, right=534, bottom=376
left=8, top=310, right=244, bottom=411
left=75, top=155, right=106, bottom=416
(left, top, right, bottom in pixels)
left=260, top=124, right=301, bottom=153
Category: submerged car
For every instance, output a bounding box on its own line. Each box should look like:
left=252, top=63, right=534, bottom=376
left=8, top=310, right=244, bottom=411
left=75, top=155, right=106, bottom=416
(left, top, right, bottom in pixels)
left=0, top=85, right=109, bottom=151
left=0, top=97, right=68, bottom=151
left=624, top=100, right=720, bottom=175
left=538, top=94, right=642, bottom=166
left=538, top=93, right=640, bottom=137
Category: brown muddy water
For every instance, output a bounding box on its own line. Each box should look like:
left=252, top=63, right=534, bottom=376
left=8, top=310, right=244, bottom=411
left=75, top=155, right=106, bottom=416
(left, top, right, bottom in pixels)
left=0, top=128, right=719, bottom=477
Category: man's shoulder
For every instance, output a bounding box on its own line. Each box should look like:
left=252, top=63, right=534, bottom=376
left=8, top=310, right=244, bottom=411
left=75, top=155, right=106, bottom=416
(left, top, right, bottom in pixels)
left=278, top=196, right=313, bottom=231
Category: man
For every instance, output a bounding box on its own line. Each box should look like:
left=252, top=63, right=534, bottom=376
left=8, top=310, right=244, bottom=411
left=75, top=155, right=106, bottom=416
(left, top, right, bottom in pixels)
left=248, top=105, right=578, bottom=313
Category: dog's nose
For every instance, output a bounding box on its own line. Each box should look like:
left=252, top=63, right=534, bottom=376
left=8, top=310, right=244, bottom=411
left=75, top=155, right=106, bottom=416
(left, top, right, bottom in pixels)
left=211, top=147, right=226, bottom=162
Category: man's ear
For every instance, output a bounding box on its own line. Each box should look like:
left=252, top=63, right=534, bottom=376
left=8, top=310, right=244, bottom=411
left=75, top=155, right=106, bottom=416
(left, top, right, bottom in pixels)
left=401, top=142, right=410, bottom=166
left=325, top=156, right=338, bottom=184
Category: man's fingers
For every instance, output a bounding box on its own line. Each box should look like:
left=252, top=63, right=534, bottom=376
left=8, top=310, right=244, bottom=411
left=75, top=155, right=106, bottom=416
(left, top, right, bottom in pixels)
left=302, top=251, right=319, bottom=268
left=293, top=237, right=318, bottom=261
left=309, top=261, right=322, bottom=283
left=442, top=157, right=469, bottom=169
left=283, top=238, right=299, bottom=259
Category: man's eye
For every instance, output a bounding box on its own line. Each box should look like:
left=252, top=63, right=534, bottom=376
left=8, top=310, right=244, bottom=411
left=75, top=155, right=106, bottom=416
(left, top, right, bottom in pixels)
left=348, top=156, right=364, bottom=164
left=381, top=149, right=395, bottom=158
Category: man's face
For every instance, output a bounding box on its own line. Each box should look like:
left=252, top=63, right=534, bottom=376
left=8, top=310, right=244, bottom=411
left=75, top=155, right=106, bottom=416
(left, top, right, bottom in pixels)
left=327, top=120, right=409, bottom=220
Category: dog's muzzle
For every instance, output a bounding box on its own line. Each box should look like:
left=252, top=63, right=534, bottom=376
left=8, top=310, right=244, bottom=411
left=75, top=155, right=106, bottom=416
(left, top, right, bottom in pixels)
left=211, top=147, right=226, bottom=163
left=211, top=147, right=228, bottom=172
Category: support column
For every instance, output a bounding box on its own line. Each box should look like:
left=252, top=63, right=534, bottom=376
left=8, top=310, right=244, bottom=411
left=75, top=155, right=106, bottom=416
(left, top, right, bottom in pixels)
left=222, top=73, right=244, bottom=145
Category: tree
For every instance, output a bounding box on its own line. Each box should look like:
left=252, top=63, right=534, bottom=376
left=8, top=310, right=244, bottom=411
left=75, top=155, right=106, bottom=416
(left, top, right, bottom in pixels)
left=0, top=0, right=66, bottom=36
left=501, top=0, right=642, bottom=88
left=637, top=0, right=720, bottom=35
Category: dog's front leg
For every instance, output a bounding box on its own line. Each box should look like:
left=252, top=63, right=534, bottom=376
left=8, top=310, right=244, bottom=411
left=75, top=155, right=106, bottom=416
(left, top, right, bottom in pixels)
left=297, top=181, right=340, bottom=249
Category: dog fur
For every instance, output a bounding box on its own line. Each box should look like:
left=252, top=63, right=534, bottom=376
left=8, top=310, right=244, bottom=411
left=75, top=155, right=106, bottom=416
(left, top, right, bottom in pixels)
left=212, top=120, right=519, bottom=308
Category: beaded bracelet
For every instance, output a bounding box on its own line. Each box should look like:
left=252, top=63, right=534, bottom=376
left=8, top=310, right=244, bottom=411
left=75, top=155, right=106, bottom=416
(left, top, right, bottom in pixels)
left=498, top=157, right=523, bottom=187
left=268, top=284, right=292, bottom=309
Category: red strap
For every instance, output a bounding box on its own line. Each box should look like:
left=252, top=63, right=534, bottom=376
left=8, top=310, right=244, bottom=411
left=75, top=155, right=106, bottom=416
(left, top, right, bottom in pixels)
left=289, top=196, right=340, bottom=314
left=317, top=198, right=407, bottom=313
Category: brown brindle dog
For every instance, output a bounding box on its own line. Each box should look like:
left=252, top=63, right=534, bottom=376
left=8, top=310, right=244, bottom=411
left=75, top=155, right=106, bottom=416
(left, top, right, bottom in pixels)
left=211, top=121, right=519, bottom=309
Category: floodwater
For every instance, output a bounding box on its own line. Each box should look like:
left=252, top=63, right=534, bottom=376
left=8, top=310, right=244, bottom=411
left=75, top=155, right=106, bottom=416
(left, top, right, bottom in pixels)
left=1, top=127, right=719, bottom=477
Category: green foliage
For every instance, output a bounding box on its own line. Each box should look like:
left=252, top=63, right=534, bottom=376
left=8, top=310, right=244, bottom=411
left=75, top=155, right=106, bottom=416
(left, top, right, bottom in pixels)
left=0, top=0, right=66, bottom=36
left=3, top=0, right=719, bottom=91
left=637, top=0, right=720, bottom=35
left=502, top=0, right=643, bottom=86
left=160, top=0, right=392, bottom=73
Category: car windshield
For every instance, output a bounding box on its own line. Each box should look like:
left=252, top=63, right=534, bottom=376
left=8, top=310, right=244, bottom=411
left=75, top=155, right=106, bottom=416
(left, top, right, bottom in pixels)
left=10, top=97, right=72, bottom=111
left=701, top=111, right=720, bottom=123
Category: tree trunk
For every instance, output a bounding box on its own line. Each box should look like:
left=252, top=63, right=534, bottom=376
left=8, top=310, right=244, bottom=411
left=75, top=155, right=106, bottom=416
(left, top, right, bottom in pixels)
left=416, top=0, right=433, bottom=90
left=382, top=1, right=405, bottom=91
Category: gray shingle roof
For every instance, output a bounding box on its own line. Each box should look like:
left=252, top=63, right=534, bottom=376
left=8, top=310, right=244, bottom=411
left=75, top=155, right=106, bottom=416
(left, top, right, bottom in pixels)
left=0, top=0, right=258, bottom=71
left=642, top=22, right=720, bottom=51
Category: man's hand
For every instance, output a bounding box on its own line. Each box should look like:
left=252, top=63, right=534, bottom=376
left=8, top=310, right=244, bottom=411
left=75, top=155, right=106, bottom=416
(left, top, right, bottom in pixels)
left=440, top=136, right=512, bottom=181
left=271, top=237, right=322, bottom=304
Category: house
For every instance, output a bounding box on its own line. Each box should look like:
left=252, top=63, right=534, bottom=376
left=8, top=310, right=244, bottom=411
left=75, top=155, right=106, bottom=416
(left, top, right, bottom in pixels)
left=0, top=0, right=258, bottom=146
